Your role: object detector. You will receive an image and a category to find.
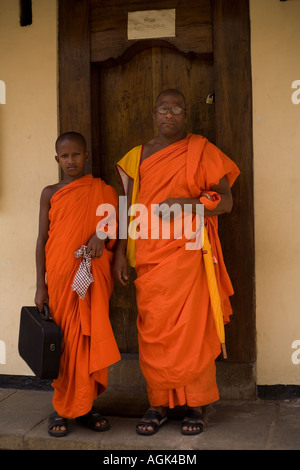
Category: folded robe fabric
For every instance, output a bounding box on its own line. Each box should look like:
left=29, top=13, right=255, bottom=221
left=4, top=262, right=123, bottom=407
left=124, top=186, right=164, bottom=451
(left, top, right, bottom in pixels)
left=45, top=174, right=121, bottom=418
left=117, top=134, right=240, bottom=406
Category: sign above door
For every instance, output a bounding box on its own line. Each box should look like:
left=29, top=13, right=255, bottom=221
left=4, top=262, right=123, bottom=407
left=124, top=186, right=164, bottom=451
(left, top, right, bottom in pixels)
left=127, top=9, right=176, bottom=40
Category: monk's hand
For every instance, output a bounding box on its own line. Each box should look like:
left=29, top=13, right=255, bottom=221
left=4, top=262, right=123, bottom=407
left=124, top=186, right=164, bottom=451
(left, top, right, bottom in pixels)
left=114, top=250, right=129, bottom=286
left=153, top=198, right=184, bottom=220
left=34, top=285, right=49, bottom=313
left=200, top=191, right=213, bottom=201
left=86, top=233, right=106, bottom=258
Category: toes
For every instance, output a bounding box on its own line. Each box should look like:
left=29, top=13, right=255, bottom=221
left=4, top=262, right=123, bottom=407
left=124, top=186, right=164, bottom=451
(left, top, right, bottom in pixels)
left=52, top=425, right=66, bottom=432
left=94, top=418, right=109, bottom=429
left=182, top=425, right=200, bottom=431
left=137, top=423, right=155, bottom=432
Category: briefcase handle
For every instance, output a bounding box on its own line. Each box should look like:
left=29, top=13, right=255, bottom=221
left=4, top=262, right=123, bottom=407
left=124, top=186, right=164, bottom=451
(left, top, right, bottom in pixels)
left=40, top=303, right=52, bottom=321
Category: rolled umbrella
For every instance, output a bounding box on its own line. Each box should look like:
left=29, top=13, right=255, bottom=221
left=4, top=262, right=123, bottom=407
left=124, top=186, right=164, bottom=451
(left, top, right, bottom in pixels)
left=202, top=225, right=227, bottom=359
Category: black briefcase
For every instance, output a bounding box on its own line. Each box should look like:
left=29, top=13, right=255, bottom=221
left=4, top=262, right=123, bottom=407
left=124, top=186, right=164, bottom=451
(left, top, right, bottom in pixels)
left=18, top=304, right=62, bottom=380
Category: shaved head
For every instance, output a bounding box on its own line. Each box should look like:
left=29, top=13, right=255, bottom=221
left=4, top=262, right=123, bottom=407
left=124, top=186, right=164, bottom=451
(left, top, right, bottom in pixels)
left=55, top=132, right=86, bottom=153
left=155, top=89, right=186, bottom=107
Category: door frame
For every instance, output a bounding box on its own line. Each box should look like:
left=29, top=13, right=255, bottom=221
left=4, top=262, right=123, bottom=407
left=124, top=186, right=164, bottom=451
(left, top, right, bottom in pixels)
left=58, top=0, right=256, bottom=399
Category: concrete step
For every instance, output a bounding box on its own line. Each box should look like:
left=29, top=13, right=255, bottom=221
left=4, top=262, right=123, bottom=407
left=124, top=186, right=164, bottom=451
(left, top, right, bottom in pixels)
left=1, top=387, right=300, bottom=451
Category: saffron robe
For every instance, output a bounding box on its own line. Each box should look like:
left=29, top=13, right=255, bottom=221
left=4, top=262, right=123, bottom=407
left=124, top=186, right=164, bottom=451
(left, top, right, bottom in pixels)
left=45, top=175, right=121, bottom=418
left=117, top=134, right=240, bottom=407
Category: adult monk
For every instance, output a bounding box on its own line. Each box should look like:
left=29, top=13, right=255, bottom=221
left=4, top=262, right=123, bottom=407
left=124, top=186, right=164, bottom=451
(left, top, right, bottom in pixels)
left=115, top=89, right=240, bottom=435
left=35, top=132, right=120, bottom=437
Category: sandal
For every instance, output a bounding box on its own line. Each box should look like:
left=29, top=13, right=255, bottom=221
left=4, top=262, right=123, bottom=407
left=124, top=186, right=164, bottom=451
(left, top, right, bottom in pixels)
left=48, top=411, right=68, bottom=437
left=181, top=408, right=204, bottom=435
left=136, top=409, right=168, bottom=436
left=75, top=407, right=110, bottom=432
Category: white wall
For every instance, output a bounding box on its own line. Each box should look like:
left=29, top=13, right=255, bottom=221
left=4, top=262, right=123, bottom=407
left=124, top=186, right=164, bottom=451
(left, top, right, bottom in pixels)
left=250, top=0, right=300, bottom=384
left=0, top=0, right=58, bottom=374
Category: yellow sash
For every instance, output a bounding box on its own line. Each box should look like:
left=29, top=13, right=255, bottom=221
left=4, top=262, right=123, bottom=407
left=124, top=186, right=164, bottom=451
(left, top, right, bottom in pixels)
left=116, top=146, right=141, bottom=267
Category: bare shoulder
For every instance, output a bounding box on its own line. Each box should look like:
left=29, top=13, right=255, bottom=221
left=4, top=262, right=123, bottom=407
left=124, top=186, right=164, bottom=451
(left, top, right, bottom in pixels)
left=40, top=182, right=64, bottom=204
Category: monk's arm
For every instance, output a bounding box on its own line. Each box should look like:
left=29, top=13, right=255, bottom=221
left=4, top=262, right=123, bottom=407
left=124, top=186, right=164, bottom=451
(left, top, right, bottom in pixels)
left=113, top=178, right=134, bottom=286
left=158, top=176, right=233, bottom=217
left=34, top=188, right=51, bottom=312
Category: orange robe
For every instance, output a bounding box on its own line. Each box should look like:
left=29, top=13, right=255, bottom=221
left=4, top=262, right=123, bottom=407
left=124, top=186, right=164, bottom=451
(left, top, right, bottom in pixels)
left=45, top=175, right=120, bottom=419
left=119, top=134, right=239, bottom=408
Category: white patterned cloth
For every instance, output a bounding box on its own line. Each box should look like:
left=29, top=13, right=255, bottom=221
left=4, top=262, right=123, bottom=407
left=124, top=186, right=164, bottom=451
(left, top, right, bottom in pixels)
left=72, top=245, right=94, bottom=299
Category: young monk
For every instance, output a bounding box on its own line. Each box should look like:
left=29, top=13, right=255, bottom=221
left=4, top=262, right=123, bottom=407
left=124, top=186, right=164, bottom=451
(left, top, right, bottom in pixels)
left=35, top=132, right=120, bottom=437
left=115, top=89, right=240, bottom=436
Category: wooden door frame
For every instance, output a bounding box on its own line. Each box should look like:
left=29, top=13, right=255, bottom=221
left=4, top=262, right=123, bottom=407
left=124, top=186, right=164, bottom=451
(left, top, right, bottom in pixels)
left=58, top=0, right=256, bottom=398
left=212, top=0, right=256, bottom=398
left=58, top=0, right=92, bottom=174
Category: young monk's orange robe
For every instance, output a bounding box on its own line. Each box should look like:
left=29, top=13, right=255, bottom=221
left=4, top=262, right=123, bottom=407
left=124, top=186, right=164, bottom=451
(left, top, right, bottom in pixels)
left=117, top=134, right=240, bottom=408
left=45, top=174, right=120, bottom=419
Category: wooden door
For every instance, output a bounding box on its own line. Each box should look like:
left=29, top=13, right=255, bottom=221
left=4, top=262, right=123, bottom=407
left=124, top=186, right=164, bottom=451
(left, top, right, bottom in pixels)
left=92, top=45, right=215, bottom=352
left=90, top=0, right=216, bottom=354
left=59, top=0, right=255, bottom=397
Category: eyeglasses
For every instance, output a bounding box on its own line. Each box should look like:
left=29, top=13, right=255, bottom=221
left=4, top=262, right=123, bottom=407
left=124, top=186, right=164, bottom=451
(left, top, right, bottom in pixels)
left=156, top=106, right=185, bottom=115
